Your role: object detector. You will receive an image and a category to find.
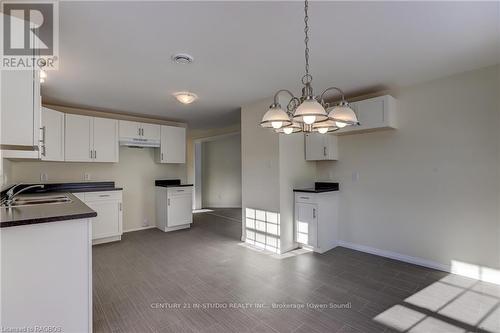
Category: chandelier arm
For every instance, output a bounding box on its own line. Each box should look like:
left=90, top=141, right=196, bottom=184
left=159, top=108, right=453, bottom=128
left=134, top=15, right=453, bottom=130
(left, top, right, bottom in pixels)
left=319, top=87, right=346, bottom=104
left=272, top=89, right=297, bottom=106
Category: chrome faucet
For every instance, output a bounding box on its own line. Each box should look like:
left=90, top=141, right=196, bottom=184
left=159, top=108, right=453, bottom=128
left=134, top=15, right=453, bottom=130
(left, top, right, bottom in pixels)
left=4, top=184, right=45, bottom=207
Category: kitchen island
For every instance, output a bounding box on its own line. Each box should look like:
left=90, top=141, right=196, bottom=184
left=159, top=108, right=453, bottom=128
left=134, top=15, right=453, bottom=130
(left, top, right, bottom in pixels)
left=0, top=190, right=96, bottom=332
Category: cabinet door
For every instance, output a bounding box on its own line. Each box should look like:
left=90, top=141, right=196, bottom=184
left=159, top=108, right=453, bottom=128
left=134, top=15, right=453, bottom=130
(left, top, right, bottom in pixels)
left=160, top=126, right=186, bottom=163
left=1, top=70, right=35, bottom=146
left=41, top=108, right=65, bottom=161
left=295, top=202, right=318, bottom=247
left=65, top=114, right=93, bottom=162
left=119, top=120, right=140, bottom=139
left=305, top=133, right=326, bottom=161
left=140, top=123, right=160, bottom=141
left=352, top=97, right=385, bottom=129
left=86, top=201, right=120, bottom=239
left=167, top=194, right=192, bottom=227
left=93, top=117, right=118, bottom=162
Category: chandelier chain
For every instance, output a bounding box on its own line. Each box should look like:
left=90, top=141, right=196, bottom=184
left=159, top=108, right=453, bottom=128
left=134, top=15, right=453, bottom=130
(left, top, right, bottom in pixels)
left=302, top=0, right=312, bottom=85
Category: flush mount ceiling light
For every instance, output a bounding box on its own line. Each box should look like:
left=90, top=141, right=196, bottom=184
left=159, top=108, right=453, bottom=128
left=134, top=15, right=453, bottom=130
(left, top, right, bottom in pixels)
left=260, top=0, right=359, bottom=134
left=174, top=92, right=198, bottom=104
left=171, top=53, right=194, bottom=64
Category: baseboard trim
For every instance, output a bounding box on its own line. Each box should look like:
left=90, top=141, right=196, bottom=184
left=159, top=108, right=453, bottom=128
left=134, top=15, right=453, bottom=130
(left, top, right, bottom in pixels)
left=337, top=240, right=451, bottom=272
left=124, top=226, right=156, bottom=233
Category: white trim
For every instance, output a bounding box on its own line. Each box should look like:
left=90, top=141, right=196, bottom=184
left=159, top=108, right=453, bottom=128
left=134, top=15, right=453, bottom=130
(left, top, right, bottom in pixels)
left=192, top=131, right=240, bottom=144
left=123, top=225, right=155, bottom=233
left=337, top=240, right=451, bottom=272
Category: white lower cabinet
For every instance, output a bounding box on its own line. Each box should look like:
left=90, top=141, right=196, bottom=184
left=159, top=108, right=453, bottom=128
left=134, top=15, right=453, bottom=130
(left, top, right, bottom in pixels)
left=295, top=191, right=338, bottom=253
left=74, top=191, right=123, bottom=244
left=156, top=186, right=193, bottom=231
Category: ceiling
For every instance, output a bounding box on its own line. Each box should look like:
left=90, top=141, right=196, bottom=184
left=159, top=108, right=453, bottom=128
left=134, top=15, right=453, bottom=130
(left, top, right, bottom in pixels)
left=42, top=1, right=499, bottom=129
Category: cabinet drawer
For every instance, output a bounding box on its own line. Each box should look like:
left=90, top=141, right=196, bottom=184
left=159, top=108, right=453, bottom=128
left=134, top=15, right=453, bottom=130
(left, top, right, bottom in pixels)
left=83, top=191, right=122, bottom=202
left=295, top=193, right=316, bottom=204
left=167, top=187, right=192, bottom=196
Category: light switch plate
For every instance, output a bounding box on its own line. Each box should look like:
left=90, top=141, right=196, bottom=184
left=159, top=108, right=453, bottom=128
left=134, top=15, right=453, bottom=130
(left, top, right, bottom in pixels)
left=352, top=171, right=360, bottom=182
left=40, top=173, right=48, bottom=182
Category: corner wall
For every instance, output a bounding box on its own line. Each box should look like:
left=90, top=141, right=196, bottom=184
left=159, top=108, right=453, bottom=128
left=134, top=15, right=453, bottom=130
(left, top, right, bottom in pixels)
left=317, top=65, right=500, bottom=270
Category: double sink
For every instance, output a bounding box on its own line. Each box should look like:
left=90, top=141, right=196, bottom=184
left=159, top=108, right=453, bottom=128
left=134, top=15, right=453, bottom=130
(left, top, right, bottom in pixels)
left=1, top=194, right=72, bottom=208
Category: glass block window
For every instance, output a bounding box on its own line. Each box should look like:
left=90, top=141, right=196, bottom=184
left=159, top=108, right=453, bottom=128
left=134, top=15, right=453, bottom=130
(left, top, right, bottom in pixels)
left=244, top=208, right=280, bottom=254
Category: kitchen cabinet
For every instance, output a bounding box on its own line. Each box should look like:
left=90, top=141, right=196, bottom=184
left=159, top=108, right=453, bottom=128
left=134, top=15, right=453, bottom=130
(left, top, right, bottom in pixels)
left=65, top=114, right=118, bottom=162
left=119, top=120, right=160, bottom=141
left=295, top=190, right=338, bottom=253
left=156, top=186, right=193, bottom=232
left=75, top=191, right=123, bottom=244
left=0, top=69, right=41, bottom=148
left=41, top=107, right=65, bottom=161
left=157, top=125, right=186, bottom=163
left=335, top=95, right=397, bottom=135
left=1, top=218, right=92, bottom=331
left=92, top=117, right=119, bottom=162
left=305, top=133, right=338, bottom=161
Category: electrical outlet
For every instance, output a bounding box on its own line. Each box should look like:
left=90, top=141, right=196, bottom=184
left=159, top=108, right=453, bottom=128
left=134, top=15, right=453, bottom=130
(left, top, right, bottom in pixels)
left=142, top=218, right=149, bottom=227
left=352, top=171, right=360, bottom=182
left=40, top=173, right=48, bottom=182
left=84, top=173, right=91, bottom=181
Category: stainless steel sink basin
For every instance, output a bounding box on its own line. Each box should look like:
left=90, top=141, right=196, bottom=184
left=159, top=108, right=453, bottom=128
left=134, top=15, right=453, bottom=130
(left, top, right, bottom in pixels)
left=1, top=194, right=72, bottom=208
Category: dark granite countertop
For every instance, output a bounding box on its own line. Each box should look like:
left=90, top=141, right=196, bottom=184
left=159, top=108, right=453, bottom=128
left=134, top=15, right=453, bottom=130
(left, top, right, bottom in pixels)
left=294, top=182, right=339, bottom=193
left=0, top=182, right=122, bottom=196
left=0, top=192, right=97, bottom=228
left=155, top=179, right=193, bottom=187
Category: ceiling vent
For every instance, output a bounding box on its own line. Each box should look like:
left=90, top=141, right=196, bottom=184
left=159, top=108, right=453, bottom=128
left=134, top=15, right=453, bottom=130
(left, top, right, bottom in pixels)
left=171, top=53, right=194, bottom=64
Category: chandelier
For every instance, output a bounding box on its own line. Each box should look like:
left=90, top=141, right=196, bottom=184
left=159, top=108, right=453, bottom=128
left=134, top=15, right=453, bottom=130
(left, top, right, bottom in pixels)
left=260, top=0, right=359, bottom=134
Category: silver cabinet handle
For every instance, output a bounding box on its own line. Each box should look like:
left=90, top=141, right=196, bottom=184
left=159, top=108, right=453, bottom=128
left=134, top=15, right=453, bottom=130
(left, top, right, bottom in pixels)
left=98, top=194, right=110, bottom=197
left=167, top=198, right=170, bottom=206
left=161, top=152, right=163, bottom=161
left=90, top=150, right=93, bottom=159
left=39, top=126, right=46, bottom=156
left=323, top=146, right=326, bottom=156
left=94, top=150, right=97, bottom=159
left=300, top=196, right=309, bottom=200
left=119, top=202, right=122, bottom=211
left=313, top=208, right=316, bottom=219
left=138, top=128, right=141, bottom=136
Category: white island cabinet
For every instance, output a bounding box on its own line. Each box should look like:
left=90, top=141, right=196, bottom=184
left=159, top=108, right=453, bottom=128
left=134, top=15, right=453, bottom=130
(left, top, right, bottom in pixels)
left=156, top=185, right=193, bottom=232
left=295, top=188, right=339, bottom=253
left=1, top=219, right=92, bottom=332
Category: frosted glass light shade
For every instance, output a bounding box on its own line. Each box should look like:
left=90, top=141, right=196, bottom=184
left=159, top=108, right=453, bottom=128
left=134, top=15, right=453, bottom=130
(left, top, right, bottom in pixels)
left=261, top=105, right=291, bottom=128
left=293, top=98, right=328, bottom=124
left=275, top=121, right=302, bottom=134
left=312, top=119, right=338, bottom=133
left=328, top=104, right=358, bottom=125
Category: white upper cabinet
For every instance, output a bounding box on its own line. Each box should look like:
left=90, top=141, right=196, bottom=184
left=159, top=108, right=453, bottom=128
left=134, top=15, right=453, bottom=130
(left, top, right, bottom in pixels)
left=1, top=70, right=41, bottom=147
left=65, top=114, right=118, bottom=162
left=41, top=107, right=65, bottom=161
left=65, top=114, right=93, bottom=162
left=93, top=117, right=119, bottom=162
left=119, top=120, right=160, bottom=141
left=141, top=123, right=161, bottom=141
left=335, top=95, right=397, bottom=135
left=158, top=125, right=186, bottom=164
left=305, top=133, right=338, bottom=161
left=119, top=120, right=141, bottom=139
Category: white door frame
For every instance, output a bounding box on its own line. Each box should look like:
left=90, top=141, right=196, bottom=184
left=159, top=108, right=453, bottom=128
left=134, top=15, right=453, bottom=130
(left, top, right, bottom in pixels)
left=193, top=132, right=240, bottom=210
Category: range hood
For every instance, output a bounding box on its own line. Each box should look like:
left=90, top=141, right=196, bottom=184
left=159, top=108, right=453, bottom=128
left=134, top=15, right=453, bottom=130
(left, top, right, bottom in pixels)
left=119, top=137, right=160, bottom=148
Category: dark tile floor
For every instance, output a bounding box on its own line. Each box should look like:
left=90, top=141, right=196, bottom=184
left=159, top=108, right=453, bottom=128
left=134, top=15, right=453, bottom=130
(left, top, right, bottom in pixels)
left=93, top=210, right=500, bottom=333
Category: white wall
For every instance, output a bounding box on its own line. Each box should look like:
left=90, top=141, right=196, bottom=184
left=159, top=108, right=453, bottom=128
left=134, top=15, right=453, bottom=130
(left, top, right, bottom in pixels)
left=317, top=65, right=500, bottom=269
left=202, top=134, right=242, bottom=208
left=8, top=147, right=186, bottom=231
